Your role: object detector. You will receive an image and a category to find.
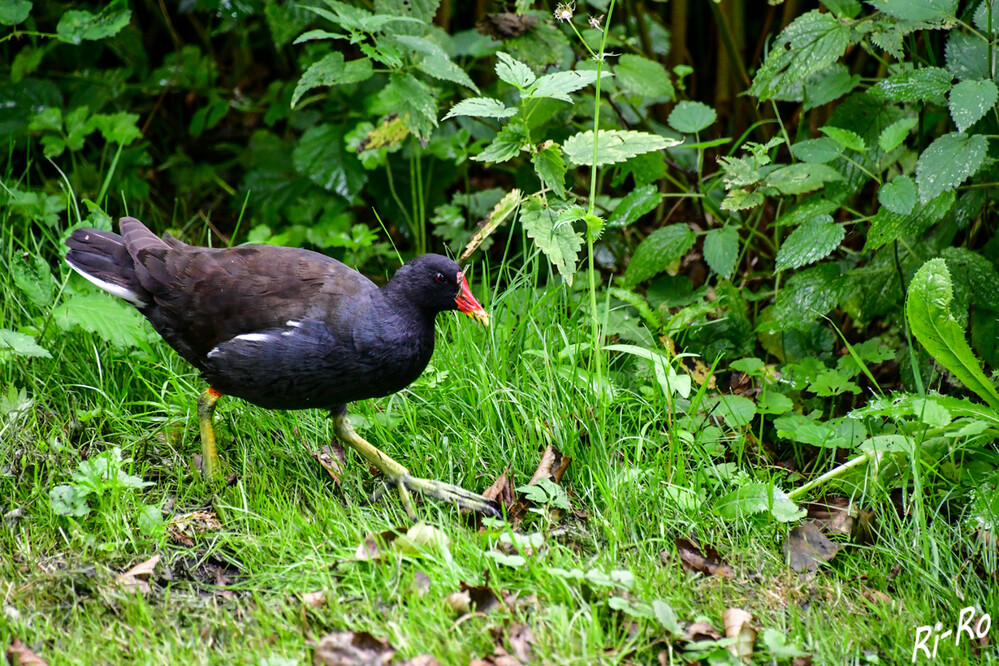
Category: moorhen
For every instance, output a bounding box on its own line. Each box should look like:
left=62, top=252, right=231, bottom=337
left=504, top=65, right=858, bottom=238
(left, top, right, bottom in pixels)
left=65, top=217, right=498, bottom=518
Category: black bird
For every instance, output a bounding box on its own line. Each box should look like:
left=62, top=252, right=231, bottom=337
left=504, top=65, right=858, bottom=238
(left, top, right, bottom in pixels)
left=65, top=217, right=497, bottom=518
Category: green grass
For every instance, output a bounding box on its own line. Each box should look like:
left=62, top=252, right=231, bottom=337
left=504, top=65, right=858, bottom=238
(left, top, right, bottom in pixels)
left=2, top=220, right=997, bottom=665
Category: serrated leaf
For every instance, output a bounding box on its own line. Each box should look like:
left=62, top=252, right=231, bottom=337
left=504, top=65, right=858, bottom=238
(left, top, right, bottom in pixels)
left=907, top=258, right=999, bottom=411
left=473, top=122, right=527, bottom=164
left=942, top=246, right=999, bottom=312
left=89, top=112, right=141, bottom=145
left=526, top=70, right=608, bottom=102
left=0, top=329, right=51, bottom=360
left=703, top=226, right=739, bottom=279
left=948, top=79, right=998, bottom=132
left=749, top=11, right=854, bottom=101
left=714, top=483, right=804, bottom=523
left=874, top=0, right=957, bottom=22
left=764, top=163, right=843, bottom=195
left=866, top=189, right=955, bottom=251
left=790, top=138, right=843, bottom=164
left=878, top=116, right=917, bottom=152
left=417, top=54, right=479, bottom=93
left=495, top=52, right=536, bottom=89
left=52, top=295, right=152, bottom=348
left=381, top=73, right=438, bottom=138
left=873, top=67, right=952, bottom=102
left=56, top=0, right=130, bottom=44
left=946, top=31, right=999, bottom=81
left=0, top=0, right=31, bottom=26
left=293, top=124, right=367, bottom=200
left=460, top=189, right=523, bottom=262
left=775, top=215, right=844, bottom=271
left=877, top=175, right=916, bottom=215
left=607, top=184, right=662, bottom=228
left=614, top=54, right=674, bottom=100
left=12, top=253, right=56, bottom=307
left=668, top=100, right=716, bottom=133
left=803, top=63, right=861, bottom=110
left=915, top=132, right=987, bottom=203
left=532, top=143, right=567, bottom=198
left=520, top=201, right=583, bottom=285
left=773, top=262, right=849, bottom=328
left=563, top=130, right=680, bottom=167
left=624, top=224, right=697, bottom=286
left=721, top=189, right=764, bottom=211
left=292, top=53, right=344, bottom=108
left=443, top=97, right=516, bottom=121
left=819, top=126, right=865, bottom=151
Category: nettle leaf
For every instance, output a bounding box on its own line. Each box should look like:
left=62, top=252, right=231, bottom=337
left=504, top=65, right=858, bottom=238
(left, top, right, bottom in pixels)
left=775, top=215, right=844, bottom=271
left=915, top=132, right=987, bottom=203
left=90, top=112, right=141, bottom=145
left=873, top=67, right=952, bottom=102
left=878, top=116, right=917, bottom=152
left=624, top=224, right=697, bottom=286
left=714, top=483, right=804, bottom=523
left=417, top=55, right=479, bottom=93
left=704, top=226, right=740, bottom=280
left=790, top=137, right=843, bottom=164
left=764, top=163, right=843, bottom=195
left=292, top=52, right=344, bottom=108
left=749, top=10, right=854, bottom=101
left=52, top=295, right=152, bottom=348
left=613, top=54, right=674, bottom=100
left=563, top=130, right=680, bottom=167
left=293, top=124, right=367, bottom=201
left=12, top=253, right=56, bottom=307
left=667, top=101, right=716, bottom=133
left=382, top=73, right=438, bottom=138
left=721, top=189, right=764, bottom=211
left=948, top=79, right=998, bottom=132
left=443, top=97, right=516, bottom=121
left=942, top=246, right=999, bottom=311
left=774, top=262, right=849, bottom=328
left=495, top=52, right=536, bottom=89
left=607, top=184, right=662, bottom=228
left=520, top=200, right=583, bottom=285
left=532, top=142, right=567, bottom=198
left=473, top=121, right=528, bottom=163
left=866, top=189, right=954, bottom=251
left=0, top=329, right=51, bottom=361
left=0, top=0, right=31, bottom=26
left=803, top=63, right=860, bottom=110
left=877, top=175, right=916, bottom=215
left=56, top=0, right=130, bottom=44
left=875, top=0, right=958, bottom=23
left=819, top=126, right=865, bottom=151
left=526, top=70, right=608, bottom=102
left=946, top=31, right=999, bottom=81
left=907, top=258, right=999, bottom=411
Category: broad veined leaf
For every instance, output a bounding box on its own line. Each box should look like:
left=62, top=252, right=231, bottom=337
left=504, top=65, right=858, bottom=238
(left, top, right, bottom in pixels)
left=714, top=483, right=804, bottom=523
left=866, top=190, right=954, bottom=251
left=52, top=295, right=152, bottom=348
left=948, top=79, right=998, bottom=132
left=613, top=54, right=674, bottom=100
left=0, top=329, right=51, bottom=360
left=520, top=200, right=583, bottom=285
left=775, top=215, right=844, bottom=271
left=526, top=70, right=608, bottom=102
left=56, top=0, right=130, bottom=44
left=11, top=253, right=56, bottom=307
left=773, top=262, right=850, bottom=328
left=915, top=132, right=987, bottom=203
left=877, top=175, right=916, bottom=215
left=417, top=55, right=479, bottom=92
left=624, top=224, right=697, bottom=286
left=878, top=117, right=918, bottom=152
left=563, top=130, right=680, bottom=167
left=907, top=258, right=999, bottom=411
left=607, top=184, right=662, bottom=227
left=874, top=0, right=958, bottom=23
left=473, top=121, right=528, bottom=163
left=790, top=138, right=843, bottom=164
left=293, top=124, right=367, bottom=200
left=819, top=126, right=865, bottom=151
left=703, top=225, right=739, bottom=280
left=532, top=142, right=567, bottom=198
left=764, top=163, right=843, bottom=195
left=667, top=101, right=716, bottom=134
left=495, top=51, right=536, bottom=89
left=443, top=97, right=516, bottom=121
left=873, top=66, right=952, bottom=102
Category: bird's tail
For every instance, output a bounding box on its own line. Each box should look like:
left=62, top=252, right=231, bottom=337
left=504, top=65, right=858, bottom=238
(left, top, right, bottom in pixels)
left=65, top=219, right=152, bottom=307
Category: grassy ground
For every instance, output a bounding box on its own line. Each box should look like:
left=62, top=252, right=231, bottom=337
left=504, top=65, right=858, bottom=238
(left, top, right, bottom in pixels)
left=2, top=219, right=997, bottom=665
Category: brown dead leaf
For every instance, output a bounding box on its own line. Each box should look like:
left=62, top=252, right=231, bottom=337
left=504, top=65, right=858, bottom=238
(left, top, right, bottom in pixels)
left=6, top=638, right=48, bottom=666
left=673, top=537, right=734, bottom=578
left=792, top=656, right=813, bottom=666
left=785, top=522, right=841, bottom=573
left=398, top=657, right=441, bottom=666
left=475, top=13, right=538, bottom=39
left=460, top=581, right=501, bottom=613
left=301, top=591, right=328, bottom=609
left=312, top=442, right=347, bottom=487
left=354, top=527, right=405, bottom=561
left=723, top=608, right=755, bottom=663
left=444, top=590, right=471, bottom=614
left=482, top=465, right=516, bottom=509
left=686, top=620, right=721, bottom=642
left=469, top=646, right=521, bottom=666
left=528, top=444, right=571, bottom=485
left=116, top=554, right=160, bottom=594
left=167, top=510, right=221, bottom=547
left=862, top=589, right=892, bottom=604
left=313, top=631, right=394, bottom=666
left=507, top=624, right=535, bottom=663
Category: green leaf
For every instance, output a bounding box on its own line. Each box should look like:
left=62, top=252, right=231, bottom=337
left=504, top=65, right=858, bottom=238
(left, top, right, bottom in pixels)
left=775, top=215, right=844, bottom=271
left=775, top=414, right=848, bottom=448
left=819, top=126, right=865, bottom=151
left=520, top=200, right=583, bottom=285
left=749, top=11, right=854, bottom=101
left=613, top=54, right=674, bottom=100
left=292, top=52, right=345, bottom=108
left=873, top=67, right=952, bottom=102
left=0, top=329, right=51, bottom=360
left=703, top=226, right=739, bottom=280
left=495, top=52, right=536, bottom=89
left=877, top=175, right=916, bottom=215
left=946, top=31, right=999, bottom=81
left=866, top=189, right=954, bottom=251
left=878, top=117, right=918, bottom=152
left=704, top=394, right=757, bottom=428
left=773, top=262, right=849, bottom=328
left=948, top=79, right=998, bottom=132
left=89, top=112, right=141, bottom=146
left=624, top=224, right=697, bottom=286
left=52, top=295, right=152, bottom=348
left=757, top=391, right=794, bottom=415
left=875, top=0, right=957, bottom=22
left=907, top=258, right=999, bottom=411
left=667, top=101, right=716, bottom=133
left=138, top=505, right=164, bottom=537
left=526, top=70, right=608, bottom=102
left=607, top=184, right=662, bottom=228
left=714, top=483, right=804, bottom=523
left=803, top=63, right=861, bottom=110
left=56, top=0, right=130, bottom=44
left=417, top=54, right=479, bottom=93
left=764, top=163, right=843, bottom=195
left=915, top=132, right=987, bottom=203
left=293, top=124, right=367, bottom=200
left=790, top=138, right=843, bottom=164
left=473, top=122, right=527, bottom=164
left=942, top=246, right=999, bottom=311
left=50, top=485, right=90, bottom=517
left=761, top=628, right=810, bottom=659
left=443, top=97, right=517, bottom=121
left=381, top=73, right=438, bottom=139
left=721, top=189, right=764, bottom=211
left=0, top=0, right=31, bottom=26
left=563, top=130, right=680, bottom=167
left=11, top=253, right=56, bottom=307
left=532, top=143, right=567, bottom=198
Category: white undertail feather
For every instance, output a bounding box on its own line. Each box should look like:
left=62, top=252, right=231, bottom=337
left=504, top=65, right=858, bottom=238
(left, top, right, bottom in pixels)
left=66, top=258, right=147, bottom=306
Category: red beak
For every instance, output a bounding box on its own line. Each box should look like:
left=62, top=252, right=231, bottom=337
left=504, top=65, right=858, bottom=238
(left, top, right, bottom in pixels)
left=454, top=272, right=489, bottom=326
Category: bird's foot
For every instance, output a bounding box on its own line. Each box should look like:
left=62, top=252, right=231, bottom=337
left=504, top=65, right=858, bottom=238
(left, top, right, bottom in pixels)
left=371, top=475, right=501, bottom=520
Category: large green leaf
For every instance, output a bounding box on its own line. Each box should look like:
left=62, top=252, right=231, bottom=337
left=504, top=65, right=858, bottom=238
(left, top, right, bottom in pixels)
left=495, top=52, right=536, bottom=89
left=532, top=143, right=567, bottom=198
left=293, top=124, right=367, bottom=201
left=907, top=258, right=999, bottom=411
left=775, top=215, right=844, bottom=271
left=443, top=97, right=516, bottom=121
left=520, top=200, right=583, bottom=285
left=876, top=0, right=957, bottom=22
left=877, top=175, right=916, bottom=215
left=703, top=226, right=739, bottom=280
left=948, top=79, right=998, bottom=132
left=915, top=132, right=986, bottom=203
left=667, top=101, right=716, bottom=134
left=526, top=70, right=608, bottom=102
left=563, top=130, right=680, bottom=167
left=764, top=163, right=843, bottom=195
left=714, top=483, right=804, bottom=523
left=865, top=189, right=954, bottom=251
left=11, top=253, right=56, bottom=307
left=613, top=54, right=674, bottom=100
left=52, top=295, right=152, bottom=349
left=0, top=329, right=51, bottom=361
left=56, top=0, right=130, bottom=44
left=607, top=184, right=662, bottom=228
left=0, top=0, right=31, bottom=26
left=873, top=66, right=952, bottom=102
left=773, top=262, right=849, bottom=329
left=624, top=224, right=697, bottom=286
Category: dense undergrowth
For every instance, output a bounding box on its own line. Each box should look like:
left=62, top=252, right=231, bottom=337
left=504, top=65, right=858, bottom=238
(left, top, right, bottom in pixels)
left=3, top=0, right=999, bottom=663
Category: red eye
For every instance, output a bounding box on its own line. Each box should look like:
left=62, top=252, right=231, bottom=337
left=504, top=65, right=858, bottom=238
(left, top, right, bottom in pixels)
left=434, top=272, right=446, bottom=283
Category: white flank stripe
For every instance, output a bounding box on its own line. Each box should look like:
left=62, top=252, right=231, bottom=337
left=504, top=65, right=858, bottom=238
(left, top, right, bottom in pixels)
left=67, top=261, right=146, bottom=306
left=286, top=320, right=302, bottom=328
left=232, top=333, right=272, bottom=343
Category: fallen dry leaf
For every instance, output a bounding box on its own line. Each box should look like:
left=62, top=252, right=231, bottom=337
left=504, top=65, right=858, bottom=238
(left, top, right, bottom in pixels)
left=528, top=444, right=571, bottom=485
left=301, top=591, right=328, bottom=609
left=673, top=537, right=734, bottom=578
left=312, top=442, right=347, bottom=487
left=507, top=624, right=535, bottom=663
left=468, top=646, right=521, bottom=666
left=6, top=638, right=48, bottom=666
left=398, top=657, right=441, bottom=666
left=785, top=522, right=841, bottom=573
left=686, top=620, right=721, bottom=642
left=115, top=554, right=161, bottom=594
left=862, top=589, right=892, bottom=604
left=313, top=631, right=394, bottom=666
left=723, top=608, right=756, bottom=663
left=355, top=523, right=450, bottom=561
left=166, top=510, right=222, bottom=547
left=354, top=527, right=405, bottom=561
left=482, top=466, right=516, bottom=509
left=460, top=581, right=501, bottom=613
left=444, top=590, right=471, bottom=614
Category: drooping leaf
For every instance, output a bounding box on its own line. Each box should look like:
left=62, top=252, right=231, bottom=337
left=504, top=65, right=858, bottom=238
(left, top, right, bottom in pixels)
left=0, top=329, right=51, bottom=360
left=473, top=121, right=528, bottom=163
left=532, top=143, right=567, bottom=198
left=56, top=0, right=130, bottom=44
left=292, top=52, right=344, bottom=108
left=417, top=54, right=479, bottom=92
left=495, top=52, right=536, bottom=89
left=613, top=54, right=674, bottom=100
left=818, top=126, right=865, bottom=151
left=293, top=124, right=367, bottom=201
left=948, top=79, right=998, bottom=132
left=607, top=184, right=662, bottom=228
left=624, top=224, right=697, bottom=286
left=443, top=97, right=516, bottom=121
left=381, top=73, right=438, bottom=138
left=520, top=200, right=583, bottom=285
left=915, top=132, right=987, bottom=203
left=526, top=70, right=608, bottom=102
left=907, top=258, right=999, bottom=411
left=866, top=189, right=954, bottom=251
left=775, top=215, right=844, bottom=271
left=563, top=130, right=680, bottom=167
left=703, top=226, right=739, bottom=280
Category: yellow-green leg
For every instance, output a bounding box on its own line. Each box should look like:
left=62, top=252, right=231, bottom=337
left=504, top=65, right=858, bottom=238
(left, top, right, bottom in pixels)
left=331, top=411, right=499, bottom=520
left=198, top=387, right=222, bottom=478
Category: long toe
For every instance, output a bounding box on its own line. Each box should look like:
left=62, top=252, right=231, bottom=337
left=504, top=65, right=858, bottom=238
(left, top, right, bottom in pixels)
left=401, top=476, right=501, bottom=518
